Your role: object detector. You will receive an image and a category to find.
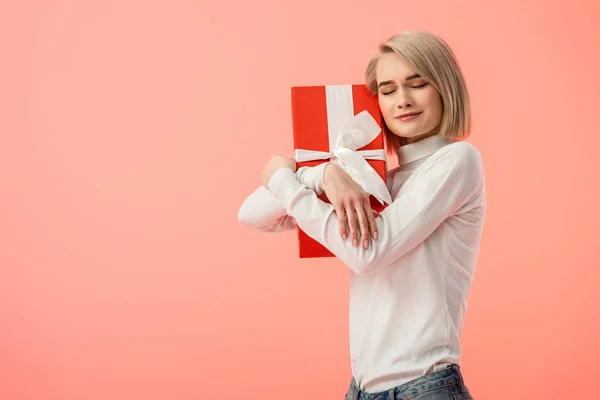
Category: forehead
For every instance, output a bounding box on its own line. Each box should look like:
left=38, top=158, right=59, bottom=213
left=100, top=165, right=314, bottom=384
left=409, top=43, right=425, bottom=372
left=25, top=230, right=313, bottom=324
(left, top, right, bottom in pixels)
left=376, top=52, right=418, bottom=82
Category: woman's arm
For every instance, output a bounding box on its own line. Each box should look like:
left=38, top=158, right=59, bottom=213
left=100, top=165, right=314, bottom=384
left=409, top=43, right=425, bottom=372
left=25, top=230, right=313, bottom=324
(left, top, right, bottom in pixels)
left=237, top=163, right=329, bottom=232
left=267, top=142, right=485, bottom=274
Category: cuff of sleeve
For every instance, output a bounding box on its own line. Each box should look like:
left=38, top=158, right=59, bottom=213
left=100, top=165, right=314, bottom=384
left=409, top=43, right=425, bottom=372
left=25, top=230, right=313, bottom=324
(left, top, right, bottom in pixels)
left=318, top=162, right=329, bottom=193
left=268, top=167, right=304, bottom=209
left=295, top=162, right=329, bottom=194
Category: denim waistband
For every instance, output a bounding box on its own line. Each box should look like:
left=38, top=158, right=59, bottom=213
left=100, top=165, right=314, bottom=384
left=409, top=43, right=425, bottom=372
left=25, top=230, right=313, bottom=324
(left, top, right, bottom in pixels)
left=346, top=364, right=466, bottom=400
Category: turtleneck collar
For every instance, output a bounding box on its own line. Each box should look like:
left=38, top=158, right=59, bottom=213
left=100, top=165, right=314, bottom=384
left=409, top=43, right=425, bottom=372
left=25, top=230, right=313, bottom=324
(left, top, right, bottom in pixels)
left=395, top=135, right=452, bottom=165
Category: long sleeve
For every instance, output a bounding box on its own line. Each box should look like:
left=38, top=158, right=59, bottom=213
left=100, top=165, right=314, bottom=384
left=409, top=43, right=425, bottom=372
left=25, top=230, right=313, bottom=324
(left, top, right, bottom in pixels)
left=268, top=142, right=485, bottom=275
left=237, top=162, right=329, bottom=232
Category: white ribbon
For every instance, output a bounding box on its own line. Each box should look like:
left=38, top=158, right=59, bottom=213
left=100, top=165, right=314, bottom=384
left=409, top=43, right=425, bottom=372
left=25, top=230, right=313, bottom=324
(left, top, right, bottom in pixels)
left=294, top=85, right=392, bottom=206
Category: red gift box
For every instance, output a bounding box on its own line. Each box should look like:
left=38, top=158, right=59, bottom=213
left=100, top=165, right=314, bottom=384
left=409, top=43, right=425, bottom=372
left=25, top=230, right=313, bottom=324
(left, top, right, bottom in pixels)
left=291, top=84, right=389, bottom=258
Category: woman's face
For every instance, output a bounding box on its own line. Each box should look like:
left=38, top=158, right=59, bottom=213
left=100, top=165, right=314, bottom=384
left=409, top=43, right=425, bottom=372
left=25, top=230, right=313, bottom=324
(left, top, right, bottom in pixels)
left=376, top=52, right=443, bottom=144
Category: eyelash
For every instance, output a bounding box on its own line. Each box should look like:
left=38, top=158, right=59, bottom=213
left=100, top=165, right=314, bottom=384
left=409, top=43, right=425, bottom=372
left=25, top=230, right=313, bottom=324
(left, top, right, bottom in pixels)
left=382, top=83, right=427, bottom=95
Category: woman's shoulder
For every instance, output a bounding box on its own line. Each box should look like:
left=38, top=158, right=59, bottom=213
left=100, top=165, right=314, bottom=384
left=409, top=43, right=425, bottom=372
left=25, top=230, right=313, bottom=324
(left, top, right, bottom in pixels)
left=418, top=140, right=485, bottom=189
left=435, top=140, right=484, bottom=170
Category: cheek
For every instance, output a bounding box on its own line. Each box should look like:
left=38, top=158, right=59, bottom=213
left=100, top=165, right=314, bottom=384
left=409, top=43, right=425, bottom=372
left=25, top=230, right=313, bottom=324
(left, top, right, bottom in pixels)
left=378, top=97, right=395, bottom=120
left=423, top=92, right=443, bottom=119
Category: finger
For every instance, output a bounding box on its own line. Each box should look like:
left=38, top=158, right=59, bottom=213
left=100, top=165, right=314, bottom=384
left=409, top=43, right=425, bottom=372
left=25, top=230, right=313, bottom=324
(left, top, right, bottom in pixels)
left=335, top=207, right=348, bottom=240
left=346, top=206, right=359, bottom=247
left=354, top=201, right=370, bottom=249
left=364, top=197, right=378, bottom=241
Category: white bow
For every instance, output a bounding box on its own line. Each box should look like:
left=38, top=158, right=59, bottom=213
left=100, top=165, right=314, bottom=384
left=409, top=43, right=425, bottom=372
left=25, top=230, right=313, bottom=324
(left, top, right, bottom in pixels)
left=295, top=110, right=392, bottom=206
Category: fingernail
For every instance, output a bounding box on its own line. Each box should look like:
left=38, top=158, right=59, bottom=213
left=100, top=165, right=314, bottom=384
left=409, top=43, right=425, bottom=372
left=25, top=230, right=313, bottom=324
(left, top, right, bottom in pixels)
left=343, top=233, right=347, bottom=240
left=363, top=240, right=368, bottom=249
left=353, top=239, right=358, bottom=247
left=373, top=232, right=378, bottom=240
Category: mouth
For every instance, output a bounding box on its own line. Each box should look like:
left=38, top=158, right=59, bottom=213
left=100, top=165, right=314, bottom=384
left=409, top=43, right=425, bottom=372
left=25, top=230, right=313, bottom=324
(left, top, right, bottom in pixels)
left=396, top=112, right=422, bottom=121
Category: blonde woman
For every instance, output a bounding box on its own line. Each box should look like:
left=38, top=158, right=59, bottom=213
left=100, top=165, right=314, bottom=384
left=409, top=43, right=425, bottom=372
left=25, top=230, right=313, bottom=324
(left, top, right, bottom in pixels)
left=239, top=30, right=484, bottom=400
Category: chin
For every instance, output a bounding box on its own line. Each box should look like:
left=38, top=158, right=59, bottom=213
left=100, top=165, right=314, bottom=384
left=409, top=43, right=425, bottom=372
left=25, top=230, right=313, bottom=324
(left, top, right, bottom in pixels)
left=390, top=127, right=422, bottom=140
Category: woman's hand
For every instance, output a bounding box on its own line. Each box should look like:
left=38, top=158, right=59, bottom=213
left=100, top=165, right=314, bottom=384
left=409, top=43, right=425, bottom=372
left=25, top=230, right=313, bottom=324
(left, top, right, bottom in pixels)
left=262, top=155, right=297, bottom=189
left=323, top=163, right=379, bottom=249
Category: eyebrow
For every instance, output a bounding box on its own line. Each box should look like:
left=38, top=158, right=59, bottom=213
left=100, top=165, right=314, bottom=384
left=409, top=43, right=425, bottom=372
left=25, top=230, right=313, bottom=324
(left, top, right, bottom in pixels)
left=377, top=74, right=421, bottom=88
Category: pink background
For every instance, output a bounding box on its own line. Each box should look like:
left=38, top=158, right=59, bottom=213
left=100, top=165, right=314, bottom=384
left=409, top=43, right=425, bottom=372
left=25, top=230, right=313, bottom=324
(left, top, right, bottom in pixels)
left=2, top=1, right=599, bottom=399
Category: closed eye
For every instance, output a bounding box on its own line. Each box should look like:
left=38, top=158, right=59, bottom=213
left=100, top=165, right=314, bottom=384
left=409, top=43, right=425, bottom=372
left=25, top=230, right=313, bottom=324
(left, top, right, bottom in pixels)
left=381, top=83, right=428, bottom=95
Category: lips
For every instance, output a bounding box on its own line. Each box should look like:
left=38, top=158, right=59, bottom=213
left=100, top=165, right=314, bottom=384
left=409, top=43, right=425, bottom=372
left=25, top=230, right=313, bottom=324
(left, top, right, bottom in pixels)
left=396, top=112, right=422, bottom=120
left=396, top=111, right=422, bottom=118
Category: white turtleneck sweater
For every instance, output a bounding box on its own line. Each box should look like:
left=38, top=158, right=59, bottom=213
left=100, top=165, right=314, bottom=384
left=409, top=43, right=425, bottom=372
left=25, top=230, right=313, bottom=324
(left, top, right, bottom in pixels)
left=237, top=135, right=486, bottom=393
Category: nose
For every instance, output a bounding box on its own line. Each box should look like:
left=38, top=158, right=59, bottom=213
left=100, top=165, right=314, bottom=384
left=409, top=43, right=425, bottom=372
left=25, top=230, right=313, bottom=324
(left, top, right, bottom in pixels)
left=394, top=89, right=414, bottom=109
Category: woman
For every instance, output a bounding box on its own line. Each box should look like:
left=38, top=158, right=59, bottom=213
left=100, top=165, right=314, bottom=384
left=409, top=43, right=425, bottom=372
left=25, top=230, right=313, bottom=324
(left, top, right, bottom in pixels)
left=238, top=30, right=485, bottom=400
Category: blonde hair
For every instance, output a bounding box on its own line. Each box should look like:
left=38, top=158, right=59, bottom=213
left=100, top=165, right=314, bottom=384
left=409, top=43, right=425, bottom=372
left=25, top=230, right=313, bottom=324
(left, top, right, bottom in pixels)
left=365, top=30, right=471, bottom=151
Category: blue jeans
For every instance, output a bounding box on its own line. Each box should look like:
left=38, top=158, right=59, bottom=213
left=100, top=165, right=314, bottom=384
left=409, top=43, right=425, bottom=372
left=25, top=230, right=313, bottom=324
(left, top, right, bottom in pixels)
left=345, top=364, right=473, bottom=400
